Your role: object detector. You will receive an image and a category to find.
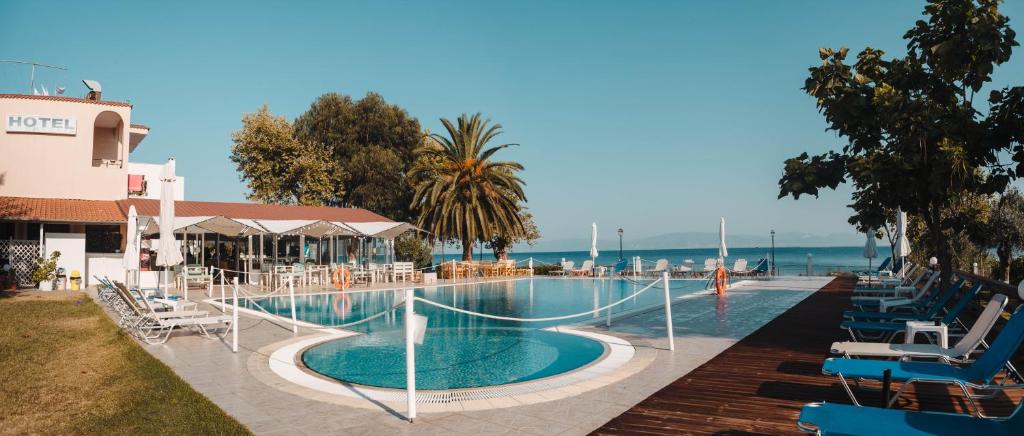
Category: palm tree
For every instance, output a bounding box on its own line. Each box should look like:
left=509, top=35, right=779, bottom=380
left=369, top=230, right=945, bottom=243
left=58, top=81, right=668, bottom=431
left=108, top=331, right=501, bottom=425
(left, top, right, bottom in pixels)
left=409, top=113, right=527, bottom=261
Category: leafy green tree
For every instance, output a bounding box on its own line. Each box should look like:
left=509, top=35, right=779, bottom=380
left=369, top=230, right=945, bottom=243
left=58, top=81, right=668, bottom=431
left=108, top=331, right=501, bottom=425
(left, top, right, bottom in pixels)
left=487, top=208, right=541, bottom=260
left=986, top=188, right=1024, bottom=281
left=907, top=191, right=991, bottom=271
left=230, top=106, right=340, bottom=205
left=778, top=0, right=1024, bottom=288
left=410, top=113, right=527, bottom=261
left=394, top=233, right=434, bottom=269
left=293, top=92, right=422, bottom=220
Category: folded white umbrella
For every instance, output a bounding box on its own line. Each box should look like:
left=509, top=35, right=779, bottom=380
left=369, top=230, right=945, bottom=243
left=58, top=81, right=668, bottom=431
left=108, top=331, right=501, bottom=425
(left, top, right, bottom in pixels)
left=155, top=158, right=183, bottom=296
left=863, top=229, right=878, bottom=284
left=895, top=207, right=912, bottom=278
left=718, top=217, right=728, bottom=266
left=123, top=205, right=140, bottom=286
left=589, top=222, right=598, bottom=275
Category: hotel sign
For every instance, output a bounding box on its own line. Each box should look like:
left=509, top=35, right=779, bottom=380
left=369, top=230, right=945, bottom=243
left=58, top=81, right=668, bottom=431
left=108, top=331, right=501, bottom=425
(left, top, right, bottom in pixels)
left=6, top=115, right=78, bottom=135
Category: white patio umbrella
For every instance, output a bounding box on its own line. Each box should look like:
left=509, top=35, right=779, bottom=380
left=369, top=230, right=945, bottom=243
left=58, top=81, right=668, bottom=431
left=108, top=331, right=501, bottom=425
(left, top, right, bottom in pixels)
left=895, top=207, right=912, bottom=278
left=590, top=222, right=599, bottom=275
left=718, top=217, right=728, bottom=267
left=863, top=229, right=878, bottom=285
left=155, top=158, right=184, bottom=296
left=123, top=205, right=141, bottom=287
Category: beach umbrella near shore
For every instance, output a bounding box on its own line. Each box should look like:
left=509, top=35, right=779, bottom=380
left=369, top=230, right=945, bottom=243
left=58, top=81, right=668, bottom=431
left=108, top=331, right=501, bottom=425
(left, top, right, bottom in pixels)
left=155, top=158, right=184, bottom=296
left=123, top=206, right=141, bottom=287
left=895, top=207, right=912, bottom=278
left=863, top=230, right=878, bottom=285
left=590, top=222, right=599, bottom=275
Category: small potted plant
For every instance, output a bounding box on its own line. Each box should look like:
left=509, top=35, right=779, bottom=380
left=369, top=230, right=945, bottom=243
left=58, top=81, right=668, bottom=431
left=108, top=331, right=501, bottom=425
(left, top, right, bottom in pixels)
left=32, top=251, right=61, bottom=291
left=0, top=266, right=12, bottom=290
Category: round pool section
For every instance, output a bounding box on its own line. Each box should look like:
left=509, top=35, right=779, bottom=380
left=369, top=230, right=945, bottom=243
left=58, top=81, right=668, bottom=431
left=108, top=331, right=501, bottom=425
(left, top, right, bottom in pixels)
left=301, top=327, right=606, bottom=390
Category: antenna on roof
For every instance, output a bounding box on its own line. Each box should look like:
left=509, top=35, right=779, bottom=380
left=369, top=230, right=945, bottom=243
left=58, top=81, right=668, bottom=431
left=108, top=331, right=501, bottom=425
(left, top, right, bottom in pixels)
left=0, top=59, right=68, bottom=93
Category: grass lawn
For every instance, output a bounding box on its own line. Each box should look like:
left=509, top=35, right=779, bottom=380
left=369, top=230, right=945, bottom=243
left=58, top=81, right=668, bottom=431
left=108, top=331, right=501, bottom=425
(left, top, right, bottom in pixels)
left=0, top=291, right=250, bottom=435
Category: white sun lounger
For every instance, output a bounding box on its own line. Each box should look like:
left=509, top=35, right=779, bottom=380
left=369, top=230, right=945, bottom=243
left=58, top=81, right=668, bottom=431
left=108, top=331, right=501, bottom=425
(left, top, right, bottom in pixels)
left=135, top=296, right=232, bottom=344
left=552, top=261, right=574, bottom=276
left=646, top=259, right=668, bottom=277
left=572, top=260, right=594, bottom=276
left=730, top=259, right=749, bottom=275
left=830, top=294, right=1008, bottom=363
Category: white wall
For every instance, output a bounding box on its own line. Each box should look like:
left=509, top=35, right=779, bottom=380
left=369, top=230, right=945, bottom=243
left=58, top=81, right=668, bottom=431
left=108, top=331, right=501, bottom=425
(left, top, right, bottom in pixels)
left=86, top=253, right=124, bottom=286
left=126, top=162, right=186, bottom=200
left=44, top=233, right=86, bottom=282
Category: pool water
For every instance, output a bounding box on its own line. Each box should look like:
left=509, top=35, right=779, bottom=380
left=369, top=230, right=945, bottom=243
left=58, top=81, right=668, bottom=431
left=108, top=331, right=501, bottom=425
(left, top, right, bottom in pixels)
left=303, top=328, right=606, bottom=389
left=240, top=278, right=705, bottom=390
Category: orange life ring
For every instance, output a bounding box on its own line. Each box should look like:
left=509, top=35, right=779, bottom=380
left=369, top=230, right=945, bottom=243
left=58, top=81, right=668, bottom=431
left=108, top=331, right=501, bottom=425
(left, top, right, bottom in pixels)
left=331, top=267, right=351, bottom=290
left=715, top=267, right=727, bottom=295
left=332, top=293, right=352, bottom=317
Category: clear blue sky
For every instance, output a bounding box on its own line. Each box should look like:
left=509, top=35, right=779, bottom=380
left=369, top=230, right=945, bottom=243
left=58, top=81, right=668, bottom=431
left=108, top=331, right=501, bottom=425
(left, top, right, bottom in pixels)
left=3, top=1, right=1023, bottom=245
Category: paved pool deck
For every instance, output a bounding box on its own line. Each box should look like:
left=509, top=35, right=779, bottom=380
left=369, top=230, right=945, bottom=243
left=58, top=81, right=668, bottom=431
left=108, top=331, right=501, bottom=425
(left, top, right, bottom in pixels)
left=94, top=276, right=833, bottom=435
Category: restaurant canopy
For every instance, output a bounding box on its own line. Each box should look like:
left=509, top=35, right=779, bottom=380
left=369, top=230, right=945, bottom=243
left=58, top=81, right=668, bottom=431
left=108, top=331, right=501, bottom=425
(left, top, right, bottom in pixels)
left=252, top=219, right=357, bottom=237
left=142, top=215, right=263, bottom=236
left=343, top=221, right=418, bottom=239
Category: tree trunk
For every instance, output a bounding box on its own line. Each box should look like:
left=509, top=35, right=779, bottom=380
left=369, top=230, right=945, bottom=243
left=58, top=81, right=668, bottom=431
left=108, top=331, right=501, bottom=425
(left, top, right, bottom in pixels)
left=924, top=206, right=953, bottom=292
left=493, top=246, right=509, bottom=261
left=997, top=245, right=1011, bottom=283
left=462, top=239, right=474, bottom=261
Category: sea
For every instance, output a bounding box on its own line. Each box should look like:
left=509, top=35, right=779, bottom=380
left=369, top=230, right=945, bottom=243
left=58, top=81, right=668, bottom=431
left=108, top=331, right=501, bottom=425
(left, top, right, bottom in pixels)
left=434, top=246, right=882, bottom=276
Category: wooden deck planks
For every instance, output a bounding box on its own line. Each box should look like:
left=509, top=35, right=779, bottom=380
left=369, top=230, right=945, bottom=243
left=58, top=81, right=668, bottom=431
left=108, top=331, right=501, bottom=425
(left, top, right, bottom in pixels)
left=592, top=276, right=1023, bottom=435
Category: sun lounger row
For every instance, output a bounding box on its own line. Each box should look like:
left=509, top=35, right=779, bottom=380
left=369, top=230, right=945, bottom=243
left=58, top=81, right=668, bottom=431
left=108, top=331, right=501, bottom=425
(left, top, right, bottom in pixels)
left=94, top=276, right=232, bottom=344
left=796, top=271, right=1024, bottom=434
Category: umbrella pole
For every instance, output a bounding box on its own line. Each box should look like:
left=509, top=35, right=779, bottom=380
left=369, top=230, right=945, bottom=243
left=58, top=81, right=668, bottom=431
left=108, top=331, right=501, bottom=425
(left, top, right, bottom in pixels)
left=868, top=258, right=872, bottom=287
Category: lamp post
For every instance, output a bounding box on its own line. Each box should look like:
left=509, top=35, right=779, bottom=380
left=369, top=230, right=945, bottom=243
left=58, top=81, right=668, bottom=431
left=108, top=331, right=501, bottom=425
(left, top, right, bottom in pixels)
left=617, top=228, right=624, bottom=261
left=770, top=229, right=776, bottom=277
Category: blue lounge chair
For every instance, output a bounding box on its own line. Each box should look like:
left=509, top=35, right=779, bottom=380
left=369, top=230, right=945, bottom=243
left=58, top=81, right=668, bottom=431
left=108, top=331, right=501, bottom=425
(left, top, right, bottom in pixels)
left=845, top=276, right=957, bottom=316
left=848, top=273, right=939, bottom=314
left=749, top=258, right=769, bottom=276
left=843, top=280, right=970, bottom=323
left=822, top=304, right=1024, bottom=416
left=841, top=282, right=979, bottom=341
left=797, top=400, right=1024, bottom=435
left=853, top=268, right=928, bottom=295
left=855, top=257, right=892, bottom=277
left=611, top=259, right=628, bottom=275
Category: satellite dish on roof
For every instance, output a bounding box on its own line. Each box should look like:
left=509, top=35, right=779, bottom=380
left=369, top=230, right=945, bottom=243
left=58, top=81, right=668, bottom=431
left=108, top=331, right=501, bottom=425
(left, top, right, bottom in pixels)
left=82, top=79, right=101, bottom=92
left=82, top=79, right=102, bottom=100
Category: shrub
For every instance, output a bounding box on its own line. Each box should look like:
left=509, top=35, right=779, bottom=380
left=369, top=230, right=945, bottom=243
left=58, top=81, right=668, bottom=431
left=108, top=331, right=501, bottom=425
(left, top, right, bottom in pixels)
left=533, top=264, right=563, bottom=275
left=31, top=251, right=61, bottom=285
left=394, top=234, right=433, bottom=269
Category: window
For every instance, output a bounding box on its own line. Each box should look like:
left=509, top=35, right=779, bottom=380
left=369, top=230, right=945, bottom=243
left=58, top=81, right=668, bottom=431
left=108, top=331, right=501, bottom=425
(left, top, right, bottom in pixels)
left=86, top=225, right=121, bottom=253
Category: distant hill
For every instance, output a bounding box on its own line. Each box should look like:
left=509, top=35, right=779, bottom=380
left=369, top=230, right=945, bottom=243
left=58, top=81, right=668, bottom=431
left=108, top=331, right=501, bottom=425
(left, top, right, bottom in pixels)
left=517, top=231, right=864, bottom=252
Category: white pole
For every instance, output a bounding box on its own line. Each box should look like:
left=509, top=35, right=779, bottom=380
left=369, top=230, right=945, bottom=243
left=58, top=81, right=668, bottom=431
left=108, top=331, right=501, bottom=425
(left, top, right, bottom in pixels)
left=404, top=287, right=417, bottom=422
left=528, top=257, right=533, bottom=276
left=183, top=265, right=189, bottom=301
left=232, top=277, right=239, bottom=353
left=289, top=276, right=298, bottom=334
left=662, top=271, right=674, bottom=351
left=220, top=269, right=225, bottom=307
left=605, top=280, right=612, bottom=327
left=208, top=265, right=213, bottom=297
left=247, top=235, right=253, bottom=284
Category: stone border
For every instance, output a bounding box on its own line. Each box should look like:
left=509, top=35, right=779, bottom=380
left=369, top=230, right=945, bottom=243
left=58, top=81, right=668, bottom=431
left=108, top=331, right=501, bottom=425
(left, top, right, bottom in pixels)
left=248, top=327, right=649, bottom=412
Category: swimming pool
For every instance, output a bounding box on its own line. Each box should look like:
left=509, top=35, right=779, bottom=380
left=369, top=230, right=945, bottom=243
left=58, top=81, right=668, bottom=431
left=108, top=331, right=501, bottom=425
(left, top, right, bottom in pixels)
left=237, top=278, right=706, bottom=390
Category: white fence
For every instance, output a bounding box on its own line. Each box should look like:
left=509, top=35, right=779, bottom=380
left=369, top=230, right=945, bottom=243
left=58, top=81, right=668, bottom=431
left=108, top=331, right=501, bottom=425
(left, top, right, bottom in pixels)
left=2, top=239, right=40, bottom=285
